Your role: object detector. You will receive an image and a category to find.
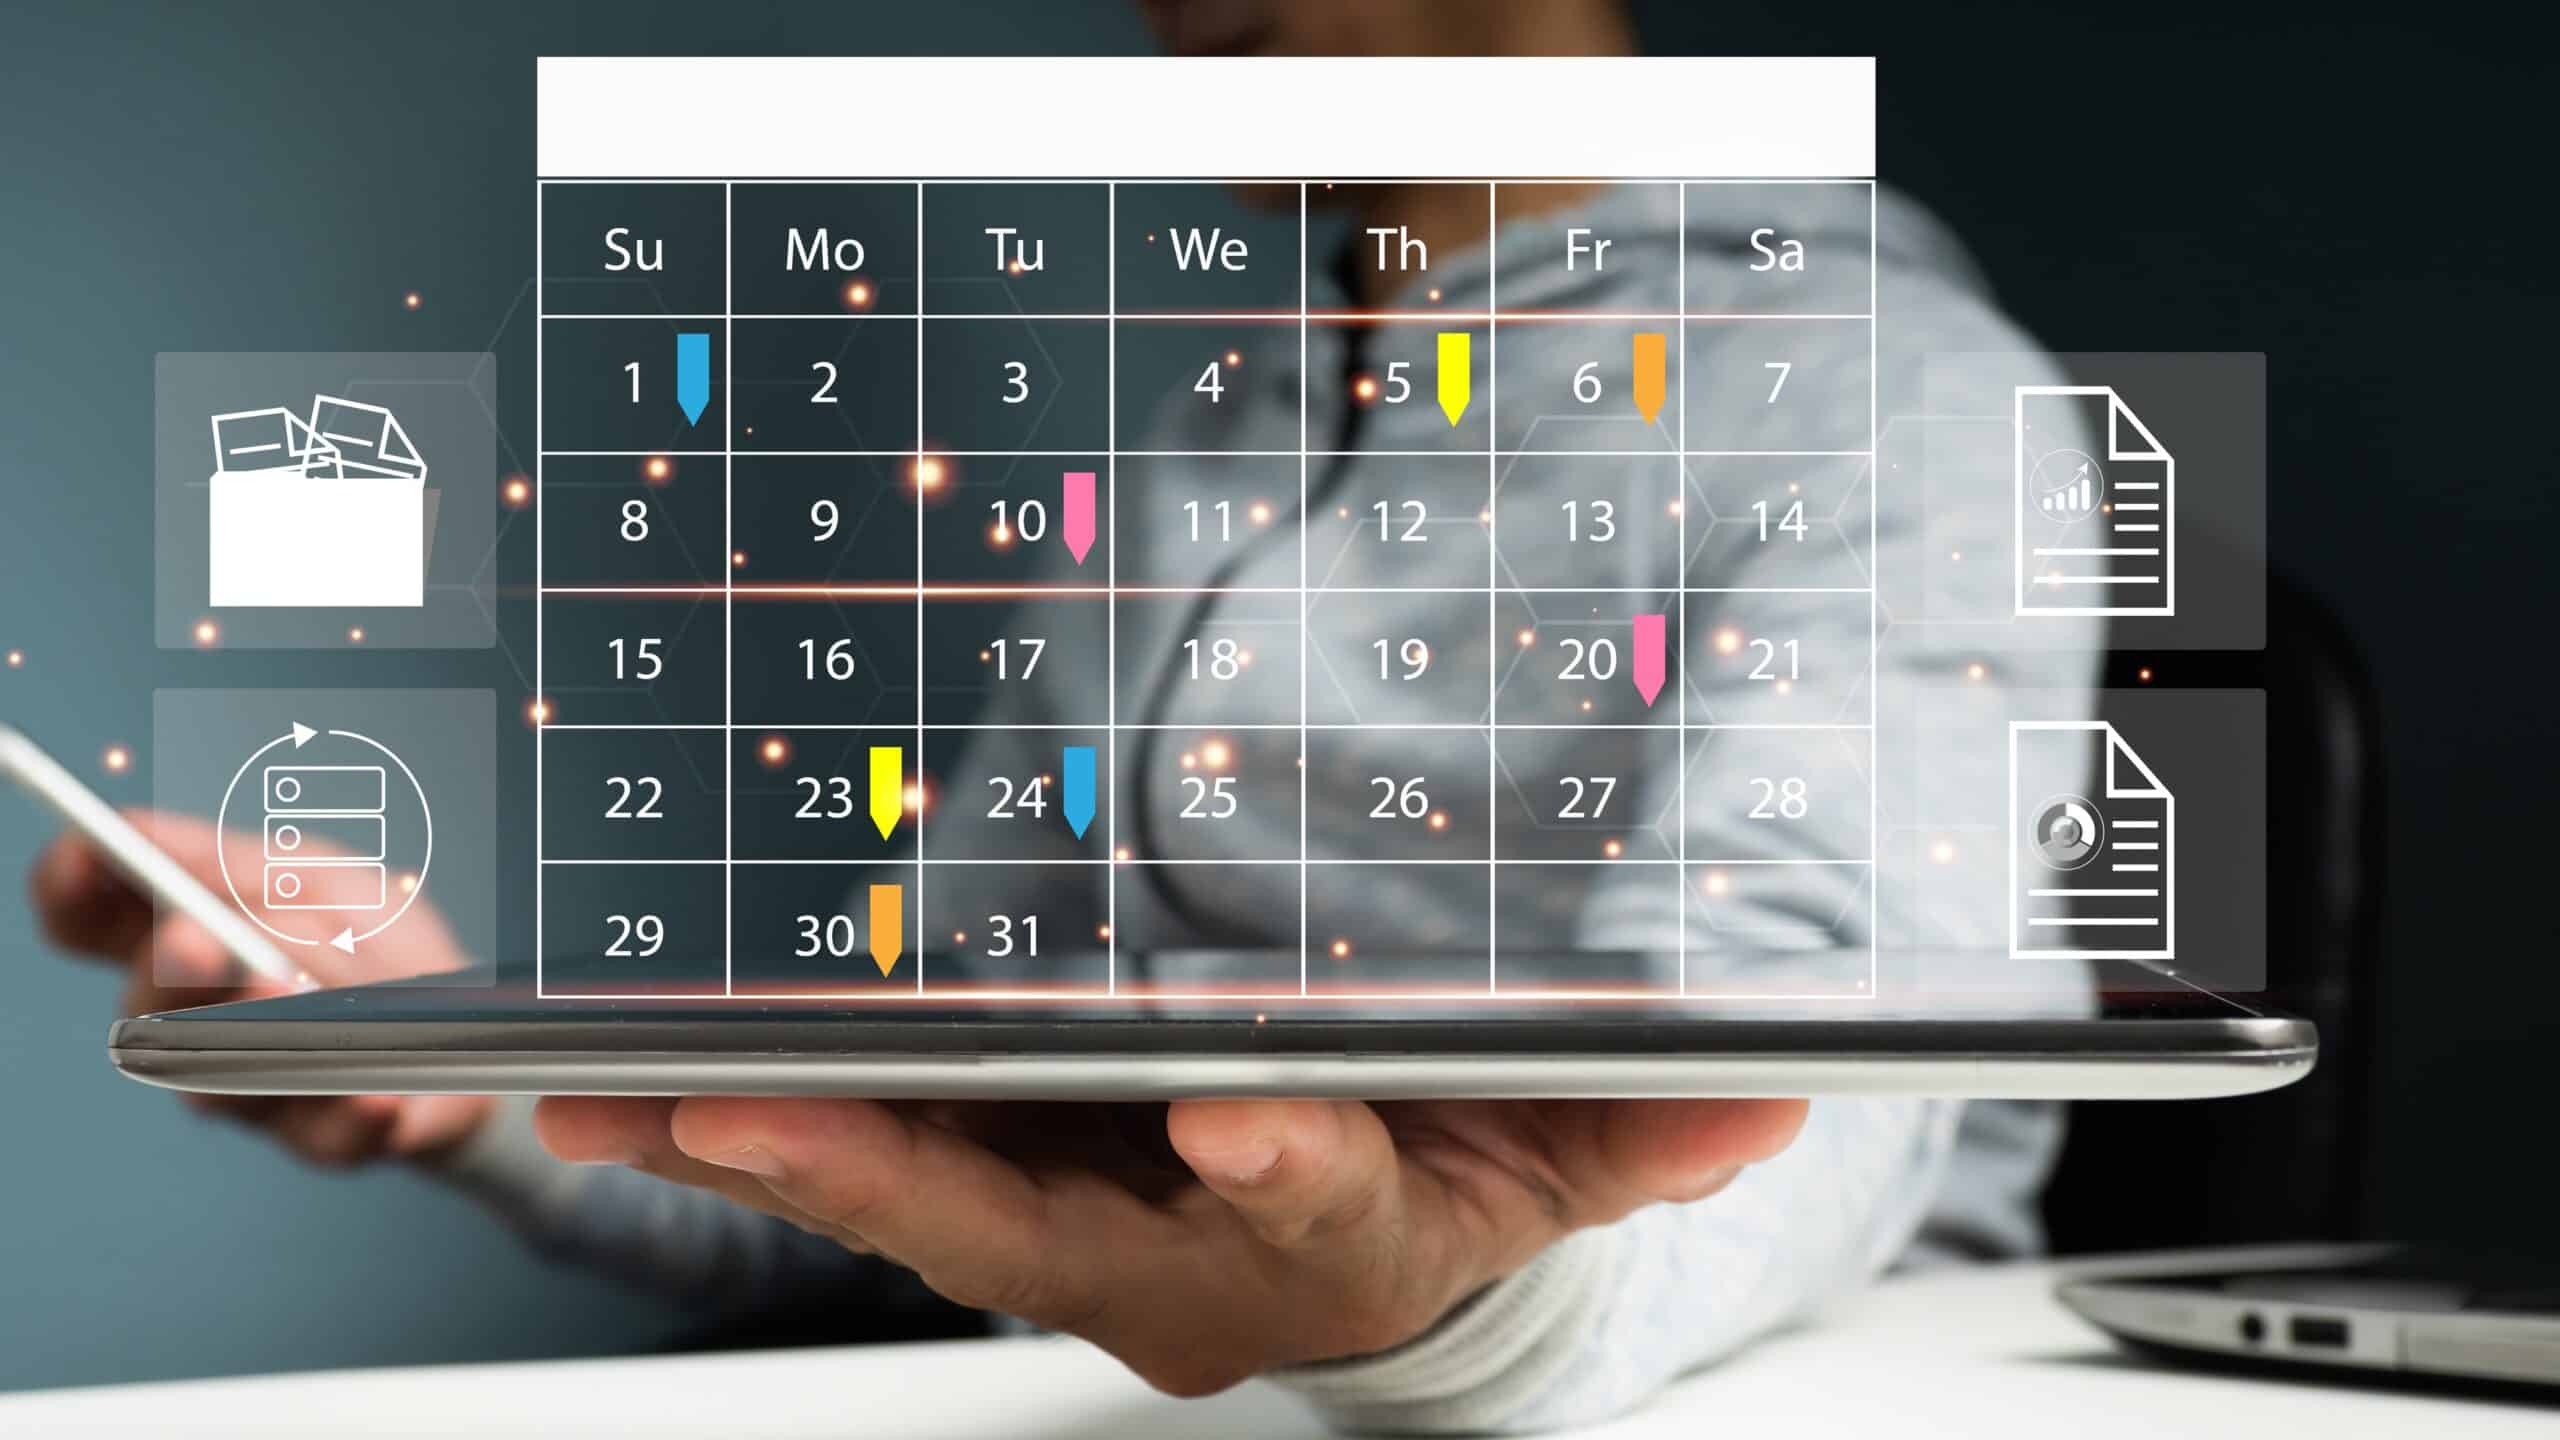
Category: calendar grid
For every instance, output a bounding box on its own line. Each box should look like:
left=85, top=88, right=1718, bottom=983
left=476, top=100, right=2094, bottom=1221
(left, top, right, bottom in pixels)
left=534, top=176, right=1878, bottom=1002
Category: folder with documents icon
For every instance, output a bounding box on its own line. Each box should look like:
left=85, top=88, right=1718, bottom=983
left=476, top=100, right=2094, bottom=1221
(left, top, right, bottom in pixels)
left=2014, top=385, right=2174, bottom=618
left=2009, top=720, right=2174, bottom=961
left=207, top=394, right=429, bottom=608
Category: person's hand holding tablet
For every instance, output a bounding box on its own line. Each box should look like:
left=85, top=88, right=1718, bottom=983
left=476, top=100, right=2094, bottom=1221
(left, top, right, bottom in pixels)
left=535, top=1091, right=1807, bottom=1391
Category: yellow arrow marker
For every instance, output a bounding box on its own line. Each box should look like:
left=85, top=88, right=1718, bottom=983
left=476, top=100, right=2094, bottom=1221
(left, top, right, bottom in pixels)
left=868, top=883, right=903, bottom=977
left=1435, top=332, right=1470, bottom=426
left=1632, top=332, right=1667, bottom=423
left=867, top=745, right=902, bottom=839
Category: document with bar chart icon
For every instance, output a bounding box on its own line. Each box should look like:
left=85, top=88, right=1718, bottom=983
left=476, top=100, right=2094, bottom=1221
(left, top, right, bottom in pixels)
left=2014, top=385, right=2175, bottom=618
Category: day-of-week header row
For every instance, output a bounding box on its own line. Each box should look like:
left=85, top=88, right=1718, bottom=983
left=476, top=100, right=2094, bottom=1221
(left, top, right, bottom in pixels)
left=539, top=181, right=1872, bottom=318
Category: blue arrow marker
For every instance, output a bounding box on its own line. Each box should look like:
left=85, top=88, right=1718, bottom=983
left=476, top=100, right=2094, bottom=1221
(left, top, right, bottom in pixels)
left=676, top=332, right=709, bottom=426
left=1061, top=745, right=1096, bottom=839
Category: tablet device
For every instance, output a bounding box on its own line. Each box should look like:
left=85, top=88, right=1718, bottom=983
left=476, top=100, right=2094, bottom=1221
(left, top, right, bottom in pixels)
left=111, top=963, right=2310, bottom=1099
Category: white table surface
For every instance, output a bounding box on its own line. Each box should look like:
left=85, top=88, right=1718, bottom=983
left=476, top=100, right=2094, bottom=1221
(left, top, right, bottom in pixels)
left=6, top=1251, right=2550, bottom=1437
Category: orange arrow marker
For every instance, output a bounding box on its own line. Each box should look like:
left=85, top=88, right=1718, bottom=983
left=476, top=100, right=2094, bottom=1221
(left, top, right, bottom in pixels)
left=868, top=883, right=903, bottom=977
left=1632, top=333, right=1667, bottom=423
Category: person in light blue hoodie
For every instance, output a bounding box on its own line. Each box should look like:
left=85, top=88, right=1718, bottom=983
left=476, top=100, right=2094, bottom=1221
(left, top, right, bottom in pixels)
left=33, top=0, right=2098, bottom=1429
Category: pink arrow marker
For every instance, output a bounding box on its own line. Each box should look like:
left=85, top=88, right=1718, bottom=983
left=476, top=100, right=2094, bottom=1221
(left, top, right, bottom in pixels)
left=1631, top=613, right=1667, bottom=707
left=1061, top=471, right=1096, bottom=565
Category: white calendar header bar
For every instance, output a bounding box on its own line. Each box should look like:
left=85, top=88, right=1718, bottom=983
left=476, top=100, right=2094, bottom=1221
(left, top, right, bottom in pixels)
left=538, top=56, right=1874, bottom=179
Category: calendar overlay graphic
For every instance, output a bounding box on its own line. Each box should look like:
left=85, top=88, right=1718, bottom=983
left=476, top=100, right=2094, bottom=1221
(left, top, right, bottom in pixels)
left=535, top=58, right=1879, bottom=1001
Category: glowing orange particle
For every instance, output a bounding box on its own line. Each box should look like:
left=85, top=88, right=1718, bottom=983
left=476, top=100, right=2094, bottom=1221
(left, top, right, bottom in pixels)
left=4, top=650, right=21, bottom=668
left=101, top=745, right=131, bottom=774
left=1248, top=502, right=1273, bottom=526
left=1224, top=351, right=1242, bottom=367
left=1330, top=939, right=1352, bottom=959
left=1603, top=839, right=1623, bottom=858
left=1200, top=739, right=1231, bottom=769
left=1517, top=628, right=1536, bottom=647
left=402, top=292, right=421, bottom=310
left=643, top=456, right=673, bottom=482
left=844, top=280, right=873, bottom=308
left=1352, top=375, right=1379, bottom=403
left=1930, top=840, right=1958, bottom=865
left=759, top=736, right=790, bottom=767
left=914, top=456, right=947, bottom=490
left=502, top=476, right=532, bottom=507
left=731, top=550, right=748, bottom=569
left=525, top=697, right=553, bottom=727
left=1702, top=871, right=1730, bottom=897
left=2139, top=667, right=2155, bottom=683
left=1966, top=662, right=1986, bottom=681
left=347, top=627, right=365, bottom=643
left=1714, top=628, right=1742, bottom=655
left=192, top=619, right=219, bottom=647
left=1428, top=811, right=1448, bottom=831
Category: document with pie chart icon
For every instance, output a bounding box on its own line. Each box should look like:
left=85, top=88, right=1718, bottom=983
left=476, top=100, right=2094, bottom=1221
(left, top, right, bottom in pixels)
left=2014, top=385, right=2174, bottom=619
left=2008, top=720, right=2174, bottom=962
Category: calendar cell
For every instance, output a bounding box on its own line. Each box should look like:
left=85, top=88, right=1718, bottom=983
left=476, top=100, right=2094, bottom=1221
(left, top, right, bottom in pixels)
left=728, top=455, right=916, bottom=586
left=1301, top=454, right=1489, bottom=590
left=1492, top=453, right=1682, bottom=589
left=925, top=868, right=1110, bottom=992
left=541, top=182, right=726, bottom=317
left=921, top=318, right=1110, bottom=453
left=923, top=727, right=1112, bottom=862
left=1493, top=725, right=1679, bottom=862
left=1112, top=454, right=1299, bottom=589
left=1114, top=183, right=1300, bottom=314
left=1111, top=593, right=1299, bottom=729
left=730, top=861, right=920, bottom=995
left=1303, top=727, right=1491, bottom=865
left=729, top=592, right=917, bottom=727
left=1491, top=317, right=1682, bottom=454
left=540, top=728, right=727, bottom=862
left=1494, top=863, right=1682, bottom=993
left=1684, top=454, right=1872, bottom=591
left=1494, top=182, right=1682, bottom=302
left=923, top=183, right=1110, bottom=317
left=541, top=862, right=727, bottom=997
left=1681, top=183, right=1873, bottom=317
left=1681, top=318, right=1871, bottom=453
left=731, top=183, right=918, bottom=317
left=919, top=454, right=1110, bottom=585
left=1114, top=320, right=1297, bottom=446
left=1681, top=591, right=1871, bottom=724
left=1681, top=726, right=1872, bottom=859
left=731, top=728, right=914, bottom=863
left=541, top=318, right=724, bottom=454
left=540, top=596, right=726, bottom=727
left=1492, top=589, right=1682, bottom=728
left=922, top=594, right=1109, bottom=727
left=730, top=318, right=918, bottom=452
left=1304, top=861, right=1492, bottom=994
left=1125, top=725, right=1301, bottom=865
left=1302, top=588, right=1489, bottom=727
left=541, top=454, right=726, bottom=587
